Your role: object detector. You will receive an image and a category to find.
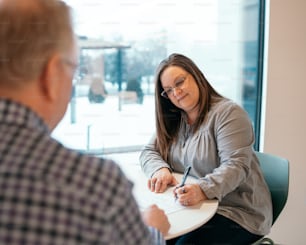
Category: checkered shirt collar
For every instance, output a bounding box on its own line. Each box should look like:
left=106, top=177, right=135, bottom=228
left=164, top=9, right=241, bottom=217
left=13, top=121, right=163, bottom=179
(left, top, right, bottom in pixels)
left=0, top=98, right=49, bottom=133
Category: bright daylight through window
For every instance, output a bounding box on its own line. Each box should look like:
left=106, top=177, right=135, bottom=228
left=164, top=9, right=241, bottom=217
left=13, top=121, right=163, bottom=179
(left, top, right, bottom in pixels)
left=52, top=0, right=264, bottom=154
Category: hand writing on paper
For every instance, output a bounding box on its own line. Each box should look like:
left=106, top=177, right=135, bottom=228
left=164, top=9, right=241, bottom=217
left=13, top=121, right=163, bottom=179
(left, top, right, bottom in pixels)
left=148, top=168, right=178, bottom=193
left=173, top=184, right=208, bottom=206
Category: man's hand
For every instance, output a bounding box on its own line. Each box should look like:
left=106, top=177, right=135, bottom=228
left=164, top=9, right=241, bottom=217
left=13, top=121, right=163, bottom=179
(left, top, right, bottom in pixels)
left=142, top=204, right=170, bottom=236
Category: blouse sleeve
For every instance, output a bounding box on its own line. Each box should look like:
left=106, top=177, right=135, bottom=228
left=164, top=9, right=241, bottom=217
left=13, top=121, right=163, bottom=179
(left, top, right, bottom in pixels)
left=139, top=135, right=172, bottom=178
left=198, top=102, right=255, bottom=200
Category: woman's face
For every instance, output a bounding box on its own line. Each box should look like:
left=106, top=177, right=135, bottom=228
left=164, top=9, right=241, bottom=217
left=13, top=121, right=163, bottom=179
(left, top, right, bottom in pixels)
left=160, top=66, right=200, bottom=120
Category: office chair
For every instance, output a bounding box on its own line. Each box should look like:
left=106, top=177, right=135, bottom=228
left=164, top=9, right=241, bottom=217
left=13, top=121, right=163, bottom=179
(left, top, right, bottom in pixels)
left=252, top=151, right=289, bottom=245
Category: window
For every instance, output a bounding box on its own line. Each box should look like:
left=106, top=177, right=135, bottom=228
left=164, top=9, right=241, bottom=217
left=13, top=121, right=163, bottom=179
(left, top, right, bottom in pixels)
left=52, top=0, right=265, bottom=153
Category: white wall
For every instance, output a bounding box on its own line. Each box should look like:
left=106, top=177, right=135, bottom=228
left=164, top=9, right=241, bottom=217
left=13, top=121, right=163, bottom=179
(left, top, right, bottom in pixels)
left=262, top=0, right=306, bottom=244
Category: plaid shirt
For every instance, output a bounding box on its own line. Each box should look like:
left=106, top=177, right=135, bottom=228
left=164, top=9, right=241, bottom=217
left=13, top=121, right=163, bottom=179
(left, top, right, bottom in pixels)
left=0, top=99, right=165, bottom=245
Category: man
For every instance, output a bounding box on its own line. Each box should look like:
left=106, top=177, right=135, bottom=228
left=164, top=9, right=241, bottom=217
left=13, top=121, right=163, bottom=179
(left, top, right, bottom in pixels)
left=0, top=0, right=170, bottom=244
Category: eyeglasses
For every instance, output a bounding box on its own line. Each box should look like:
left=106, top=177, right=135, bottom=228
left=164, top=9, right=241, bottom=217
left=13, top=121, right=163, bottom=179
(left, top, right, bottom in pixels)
left=61, top=57, right=79, bottom=72
left=161, top=75, right=188, bottom=99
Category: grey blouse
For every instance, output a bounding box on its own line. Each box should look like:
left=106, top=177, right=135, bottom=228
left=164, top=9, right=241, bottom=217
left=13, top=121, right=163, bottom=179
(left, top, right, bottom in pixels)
left=139, top=98, right=272, bottom=235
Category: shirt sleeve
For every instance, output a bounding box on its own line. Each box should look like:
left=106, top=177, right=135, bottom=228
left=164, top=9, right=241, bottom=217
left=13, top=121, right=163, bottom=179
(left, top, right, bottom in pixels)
left=198, top=102, right=255, bottom=200
left=139, top=135, right=172, bottom=178
left=148, top=227, right=166, bottom=245
left=103, top=162, right=166, bottom=245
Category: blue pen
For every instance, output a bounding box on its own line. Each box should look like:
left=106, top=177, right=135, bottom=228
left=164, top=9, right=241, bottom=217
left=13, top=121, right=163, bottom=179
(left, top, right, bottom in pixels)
left=175, top=166, right=191, bottom=201
left=179, top=165, right=191, bottom=188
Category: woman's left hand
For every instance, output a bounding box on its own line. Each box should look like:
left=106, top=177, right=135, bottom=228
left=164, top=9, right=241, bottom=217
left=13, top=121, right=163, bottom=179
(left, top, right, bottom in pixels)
left=173, top=183, right=208, bottom=206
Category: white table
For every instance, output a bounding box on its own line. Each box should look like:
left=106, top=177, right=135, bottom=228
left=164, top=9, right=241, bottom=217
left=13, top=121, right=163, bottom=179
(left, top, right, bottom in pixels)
left=116, top=160, right=218, bottom=240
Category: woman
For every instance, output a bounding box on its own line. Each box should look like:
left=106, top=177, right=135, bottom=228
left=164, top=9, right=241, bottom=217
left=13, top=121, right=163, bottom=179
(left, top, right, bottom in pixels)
left=139, top=53, right=272, bottom=244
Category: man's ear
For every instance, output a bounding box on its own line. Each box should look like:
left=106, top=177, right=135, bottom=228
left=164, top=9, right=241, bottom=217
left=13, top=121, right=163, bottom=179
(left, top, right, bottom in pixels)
left=40, top=54, right=62, bottom=102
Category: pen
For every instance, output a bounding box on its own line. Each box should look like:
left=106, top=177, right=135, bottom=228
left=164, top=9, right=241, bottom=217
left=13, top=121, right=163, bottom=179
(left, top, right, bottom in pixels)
left=179, top=165, right=191, bottom=188
left=175, top=166, right=191, bottom=201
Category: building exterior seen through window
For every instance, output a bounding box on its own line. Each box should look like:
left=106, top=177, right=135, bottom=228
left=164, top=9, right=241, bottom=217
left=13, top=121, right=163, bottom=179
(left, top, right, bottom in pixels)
left=52, top=0, right=264, bottom=154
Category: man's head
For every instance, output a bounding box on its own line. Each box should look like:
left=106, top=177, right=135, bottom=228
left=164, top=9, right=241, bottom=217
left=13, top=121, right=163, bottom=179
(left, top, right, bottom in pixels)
left=0, top=0, right=78, bottom=130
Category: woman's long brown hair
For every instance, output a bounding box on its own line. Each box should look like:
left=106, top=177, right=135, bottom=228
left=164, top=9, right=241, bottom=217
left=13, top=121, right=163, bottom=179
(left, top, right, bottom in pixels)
left=154, top=53, right=223, bottom=161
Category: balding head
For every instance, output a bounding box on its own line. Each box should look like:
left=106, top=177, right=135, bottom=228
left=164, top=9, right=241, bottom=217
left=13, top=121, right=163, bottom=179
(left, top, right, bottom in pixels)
left=0, top=0, right=41, bottom=9
left=0, top=0, right=77, bottom=130
left=0, top=0, right=75, bottom=88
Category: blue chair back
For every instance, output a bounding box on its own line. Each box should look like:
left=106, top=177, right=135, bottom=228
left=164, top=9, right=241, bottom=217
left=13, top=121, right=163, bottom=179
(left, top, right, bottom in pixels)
left=255, top=151, right=289, bottom=224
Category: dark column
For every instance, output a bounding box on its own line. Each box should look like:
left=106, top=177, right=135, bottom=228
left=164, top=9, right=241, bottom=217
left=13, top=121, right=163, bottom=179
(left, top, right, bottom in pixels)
left=117, top=48, right=123, bottom=92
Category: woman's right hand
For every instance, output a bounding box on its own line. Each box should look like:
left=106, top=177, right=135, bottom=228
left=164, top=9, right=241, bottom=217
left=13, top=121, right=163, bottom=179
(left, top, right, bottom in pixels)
left=148, top=168, right=178, bottom=193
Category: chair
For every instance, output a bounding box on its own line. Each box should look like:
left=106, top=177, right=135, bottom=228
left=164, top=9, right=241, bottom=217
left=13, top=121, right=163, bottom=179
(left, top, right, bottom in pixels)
left=252, top=151, right=289, bottom=245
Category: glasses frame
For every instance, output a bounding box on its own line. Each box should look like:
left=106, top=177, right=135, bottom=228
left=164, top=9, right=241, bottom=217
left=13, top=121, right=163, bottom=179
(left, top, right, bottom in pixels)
left=61, top=57, right=79, bottom=73
left=160, top=74, right=188, bottom=99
